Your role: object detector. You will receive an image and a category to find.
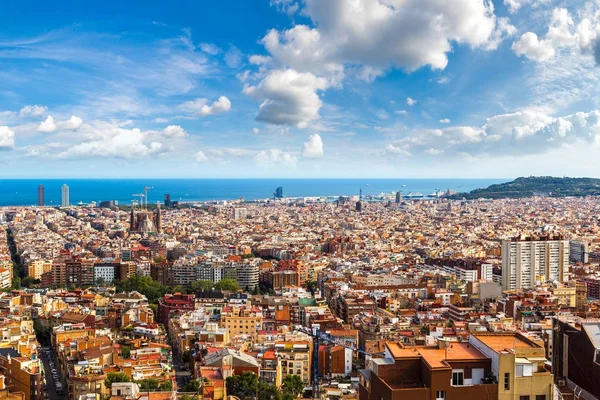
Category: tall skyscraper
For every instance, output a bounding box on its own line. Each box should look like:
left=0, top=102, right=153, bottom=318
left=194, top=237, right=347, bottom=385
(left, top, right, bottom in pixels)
left=274, top=186, right=283, bottom=199
left=164, top=193, right=171, bottom=206
left=37, top=184, right=44, bottom=206
left=61, top=184, right=70, bottom=207
left=395, top=191, right=402, bottom=203
left=501, top=234, right=570, bottom=290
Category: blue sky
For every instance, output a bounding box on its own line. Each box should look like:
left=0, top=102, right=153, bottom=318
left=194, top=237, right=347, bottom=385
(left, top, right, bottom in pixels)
left=1, top=0, right=600, bottom=178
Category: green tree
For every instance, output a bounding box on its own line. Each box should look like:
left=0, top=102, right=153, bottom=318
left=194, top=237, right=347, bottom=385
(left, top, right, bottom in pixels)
left=182, top=379, right=200, bottom=393
left=190, top=280, right=214, bottom=292
left=214, top=278, right=240, bottom=292
left=226, top=372, right=258, bottom=400
left=21, top=276, right=40, bottom=288
left=303, top=281, right=318, bottom=296
left=105, top=372, right=131, bottom=388
left=281, top=375, right=304, bottom=399
left=258, top=382, right=282, bottom=400
left=136, top=379, right=159, bottom=391
left=33, top=319, right=51, bottom=345
left=120, top=345, right=131, bottom=359
left=158, top=380, right=173, bottom=391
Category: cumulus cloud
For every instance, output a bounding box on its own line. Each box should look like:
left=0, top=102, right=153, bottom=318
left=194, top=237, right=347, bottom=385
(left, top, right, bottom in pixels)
left=194, top=151, right=208, bottom=162
left=513, top=7, right=600, bottom=63
left=406, top=98, right=417, bottom=106
left=303, top=134, right=324, bottom=158
left=254, top=149, right=297, bottom=166
left=513, top=32, right=556, bottom=62
left=253, top=128, right=260, bottom=134
left=262, top=0, right=512, bottom=75
left=0, top=126, right=15, bottom=150
left=37, top=116, right=56, bottom=132
left=48, top=120, right=183, bottom=159
left=37, top=115, right=82, bottom=132
left=19, top=105, right=47, bottom=117
left=440, top=118, right=451, bottom=124
left=244, top=69, right=329, bottom=128
left=163, top=125, right=187, bottom=138
left=178, top=96, right=232, bottom=117
left=385, top=108, right=600, bottom=158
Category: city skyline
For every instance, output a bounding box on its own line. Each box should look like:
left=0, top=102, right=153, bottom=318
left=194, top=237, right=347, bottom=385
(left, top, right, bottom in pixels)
left=1, top=0, right=600, bottom=178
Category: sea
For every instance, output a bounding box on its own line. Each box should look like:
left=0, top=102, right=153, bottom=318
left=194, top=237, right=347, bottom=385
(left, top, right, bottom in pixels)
left=0, top=179, right=507, bottom=207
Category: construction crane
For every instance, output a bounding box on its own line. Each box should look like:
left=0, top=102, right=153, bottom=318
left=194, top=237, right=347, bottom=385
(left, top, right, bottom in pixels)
left=144, top=186, right=153, bottom=209
left=293, top=324, right=372, bottom=399
left=132, top=194, right=144, bottom=208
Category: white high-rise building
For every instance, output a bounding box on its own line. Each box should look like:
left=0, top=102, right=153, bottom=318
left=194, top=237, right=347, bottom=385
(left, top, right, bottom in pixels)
left=501, top=234, right=570, bottom=290
left=61, top=184, right=70, bottom=207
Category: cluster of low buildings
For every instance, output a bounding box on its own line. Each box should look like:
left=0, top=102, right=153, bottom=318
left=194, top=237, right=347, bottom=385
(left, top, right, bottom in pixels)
left=0, top=196, right=600, bottom=398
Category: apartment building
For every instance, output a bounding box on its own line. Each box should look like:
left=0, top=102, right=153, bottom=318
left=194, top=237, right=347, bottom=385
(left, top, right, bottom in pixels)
left=501, top=234, right=569, bottom=290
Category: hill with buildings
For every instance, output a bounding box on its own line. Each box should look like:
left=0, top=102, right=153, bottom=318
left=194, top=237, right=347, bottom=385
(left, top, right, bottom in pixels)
left=450, top=176, right=600, bottom=199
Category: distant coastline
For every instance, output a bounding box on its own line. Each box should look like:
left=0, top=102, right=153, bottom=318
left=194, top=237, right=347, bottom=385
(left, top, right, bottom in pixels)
left=0, top=178, right=505, bottom=207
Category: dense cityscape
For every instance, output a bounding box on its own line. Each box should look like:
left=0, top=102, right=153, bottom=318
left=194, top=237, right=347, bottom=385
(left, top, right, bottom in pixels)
left=0, top=183, right=597, bottom=400
left=3, top=0, right=600, bottom=398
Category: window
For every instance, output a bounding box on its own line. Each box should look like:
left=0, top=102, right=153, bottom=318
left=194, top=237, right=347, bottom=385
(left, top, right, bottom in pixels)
left=504, top=373, right=510, bottom=390
left=536, top=396, right=546, bottom=400
left=520, top=397, right=530, bottom=400
left=436, top=391, right=446, bottom=400
left=452, top=371, right=464, bottom=386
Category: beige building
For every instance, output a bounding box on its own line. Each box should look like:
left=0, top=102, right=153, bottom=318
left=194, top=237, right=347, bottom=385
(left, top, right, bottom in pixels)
left=275, top=340, right=312, bottom=384
left=221, top=307, right=262, bottom=340
left=27, top=260, right=52, bottom=280
left=469, top=332, right=553, bottom=400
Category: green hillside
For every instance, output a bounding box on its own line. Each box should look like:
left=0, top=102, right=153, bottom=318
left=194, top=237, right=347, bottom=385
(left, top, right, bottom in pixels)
left=450, top=176, right=600, bottom=199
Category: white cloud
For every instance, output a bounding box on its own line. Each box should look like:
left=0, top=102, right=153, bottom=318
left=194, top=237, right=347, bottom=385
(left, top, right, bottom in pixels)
left=303, top=133, right=324, bottom=158
left=440, top=118, right=451, bottom=124
left=244, top=69, right=329, bottom=128
left=271, top=0, right=299, bottom=15
left=155, top=118, right=168, bottom=123
left=58, top=124, right=165, bottom=159
left=504, top=0, right=550, bottom=14
left=253, top=128, right=260, bottom=134
left=426, top=148, right=444, bottom=155
left=178, top=96, right=232, bottom=117
left=0, top=126, right=15, bottom=150
left=194, top=151, right=208, bottom=162
left=396, top=110, right=408, bottom=115
left=512, top=7, right=600, bottom=64
left=512, top=32, right=555, bottom=62
left=260, top=0, right=512, bottom=76
left=62, top=116, right=83, bottom=130
left=37, top=116, right=56, bottom=132
left=406, top=97, right=417, bottom=106
left=385, top=143, right=411, bottom=156
left=19, top=105, right=47, bottom=117
left=385, top=108, right=600, bottom=158
left=199, top=43, right=220, bottom=55
left=254, top=149, right=297, bottom=165
left=437, top=77, right=451, bottom=84
left=37, top=115, right=82, bottom=132
left=163, top=125, right=187, bottom=138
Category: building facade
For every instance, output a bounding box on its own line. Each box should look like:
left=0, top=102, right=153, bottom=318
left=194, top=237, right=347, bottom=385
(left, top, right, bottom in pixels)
left=501, top=235, right=569, bottom=290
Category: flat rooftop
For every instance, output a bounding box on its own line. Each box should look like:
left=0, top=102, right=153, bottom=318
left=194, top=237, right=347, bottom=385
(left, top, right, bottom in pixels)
left=472, top=333, right=539, bottom=353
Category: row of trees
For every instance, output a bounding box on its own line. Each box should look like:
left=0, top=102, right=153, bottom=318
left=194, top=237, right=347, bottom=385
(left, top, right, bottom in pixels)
left=113, top=276, right=242, bottom=304
left=105, top=372, right=172, bottom=391
left=226, top=372, right=304, bottom=400
left=106, top=371, right=305, bottom=399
